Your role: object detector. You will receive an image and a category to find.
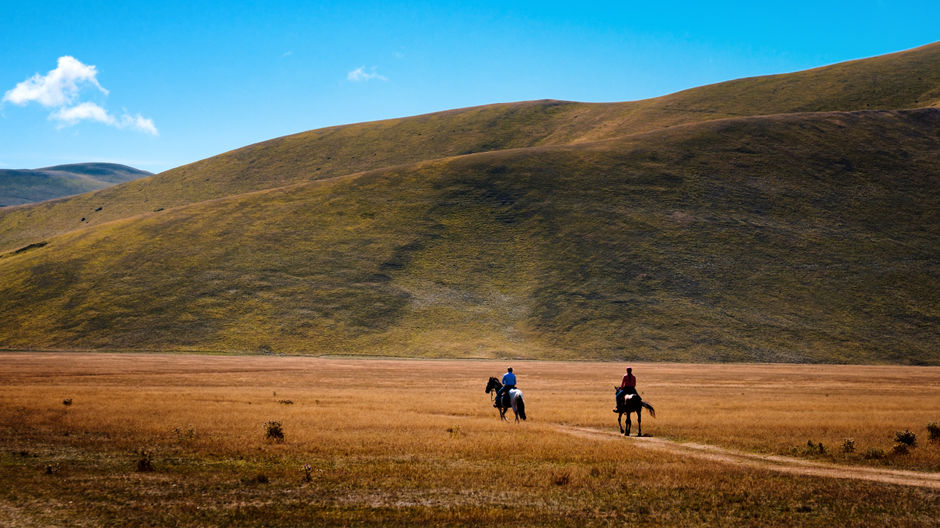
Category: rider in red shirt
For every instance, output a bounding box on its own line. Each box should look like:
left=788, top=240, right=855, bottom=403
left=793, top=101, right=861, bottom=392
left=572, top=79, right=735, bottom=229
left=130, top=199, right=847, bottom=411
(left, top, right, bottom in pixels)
left=615, top=367, right=637, bottom=412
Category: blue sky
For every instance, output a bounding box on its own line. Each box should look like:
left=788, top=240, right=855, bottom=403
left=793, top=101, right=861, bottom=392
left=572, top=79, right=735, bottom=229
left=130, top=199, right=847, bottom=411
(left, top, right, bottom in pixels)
left=1, top=1, right=937, bottom=173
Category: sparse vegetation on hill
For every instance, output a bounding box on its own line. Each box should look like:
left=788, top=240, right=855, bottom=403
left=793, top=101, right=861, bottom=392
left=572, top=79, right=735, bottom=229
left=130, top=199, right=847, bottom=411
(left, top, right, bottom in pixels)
left=0, top=42, right=938, bottom=363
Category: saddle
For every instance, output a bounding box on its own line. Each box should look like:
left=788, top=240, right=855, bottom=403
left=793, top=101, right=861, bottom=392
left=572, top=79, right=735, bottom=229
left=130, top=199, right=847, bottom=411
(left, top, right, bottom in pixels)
left=614, top=391, right=641, bottom=412
left=495, top=387, right=515, bottom=408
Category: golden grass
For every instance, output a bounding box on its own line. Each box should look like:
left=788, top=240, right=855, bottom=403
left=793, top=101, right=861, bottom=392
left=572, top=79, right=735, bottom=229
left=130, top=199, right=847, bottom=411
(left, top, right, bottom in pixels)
left=0, top=353, right=937, bottom=526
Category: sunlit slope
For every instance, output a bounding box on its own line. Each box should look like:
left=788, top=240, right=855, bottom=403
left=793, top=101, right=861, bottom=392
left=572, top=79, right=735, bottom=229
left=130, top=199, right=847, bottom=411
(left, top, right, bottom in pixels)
left=1, top=109, right=936, bottom=363
left=1, top=42, right=937, bottom=253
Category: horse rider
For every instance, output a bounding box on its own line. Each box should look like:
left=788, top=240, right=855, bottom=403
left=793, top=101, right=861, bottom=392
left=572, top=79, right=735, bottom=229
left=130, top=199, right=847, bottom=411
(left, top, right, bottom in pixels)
left=615, top=366, right=638, bottom=411
left=494, top=366, right=516, bottom=408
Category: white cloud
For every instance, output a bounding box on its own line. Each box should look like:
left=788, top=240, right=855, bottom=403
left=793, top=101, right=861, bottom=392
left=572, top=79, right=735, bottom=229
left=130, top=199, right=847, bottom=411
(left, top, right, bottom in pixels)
left=347, top=66, right=387, bottom=82
left=3, top=56, right=107, bottom=107
left=50, top=102, right=158, bottom=135
left=119, top=113, right=158, bottom=135
left=3, top=56, right=157, bottom=135
left=51, top=102, right=113, bottom=125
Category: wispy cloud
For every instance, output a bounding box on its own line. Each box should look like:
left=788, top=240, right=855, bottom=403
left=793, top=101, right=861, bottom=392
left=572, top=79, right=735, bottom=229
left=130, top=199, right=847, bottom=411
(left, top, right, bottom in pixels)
left=3, top=56, right=157, bottom=135
left=48, top=102, right=158, bottom=135
left=347, top=66, right=388, bottom=82
left=50, top=102, right=112, bottom=125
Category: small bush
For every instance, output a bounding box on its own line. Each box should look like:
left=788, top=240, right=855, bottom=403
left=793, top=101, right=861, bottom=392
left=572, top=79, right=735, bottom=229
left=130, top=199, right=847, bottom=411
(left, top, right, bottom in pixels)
left=136, top=449, right=155, bottom=472
left=926, top=422, right=940, bottom=442
left=447, top=425, right=461, bottom=438
left=302, top=463, right=313, bottom=482
left=894, top=430, right=916, bottom=447
left=863, top=448, right=885, bottom=460
left=44, top=462, right=61, bottom=475
left=892, top=443, right=909, bottom=456
left=803, top=440, right=826, bottom=455
left=265, top=421, right=285, bottom=443
left=840, top=438, right=855, bottom=453
left=552, top=471, right=571, bottom=486
left=62, top=398, right=72, bottom=406
left=278, top=400, right=293, bottom=405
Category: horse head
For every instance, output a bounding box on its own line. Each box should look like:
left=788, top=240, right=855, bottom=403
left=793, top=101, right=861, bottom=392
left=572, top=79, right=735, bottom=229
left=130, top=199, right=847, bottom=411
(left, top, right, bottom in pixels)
left=485, top=376, right=500, bottom=393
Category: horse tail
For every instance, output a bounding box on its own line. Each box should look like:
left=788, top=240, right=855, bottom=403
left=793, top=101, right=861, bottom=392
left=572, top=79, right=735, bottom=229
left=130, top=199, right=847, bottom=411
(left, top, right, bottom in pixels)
left=516, top=395, right=526, bottom=421
left=641, top=401, right=656, bottom=418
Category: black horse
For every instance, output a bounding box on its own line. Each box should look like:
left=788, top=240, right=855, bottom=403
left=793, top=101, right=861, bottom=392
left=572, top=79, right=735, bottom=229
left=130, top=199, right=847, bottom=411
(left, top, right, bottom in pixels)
left=485, top=377, right=527, bottom=422
left=614, top=387, right=655, bottom=436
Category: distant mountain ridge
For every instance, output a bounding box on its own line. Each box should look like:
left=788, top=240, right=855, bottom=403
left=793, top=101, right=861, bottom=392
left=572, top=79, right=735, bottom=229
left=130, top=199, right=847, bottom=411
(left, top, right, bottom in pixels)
left=0, top=42, right=937, bottom=364
left=0, top=163, right=151, bottom=207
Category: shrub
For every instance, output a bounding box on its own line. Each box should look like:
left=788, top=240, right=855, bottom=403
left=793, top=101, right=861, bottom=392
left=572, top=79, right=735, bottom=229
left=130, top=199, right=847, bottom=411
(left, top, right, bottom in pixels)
left=840, top=438, right=855, bottom=453
left=894, top=430, right=916, bottom=447
left=278, top=400, right=293, bottom=405
left=863, top=448, right=885, bottom=460
left=62, top=398, right=72, bottom=406
left=265, top=421, right=285, bottom=443
left=303, top=463, right=313, bottom=482
left=447, top=425, right=461, bottom=438
left=803, top=440, right=826, bottom=455
left=552, top=471, right=571, bottom=486
left=927, top=422, right=940, bottom=442
left=892, top=443, right=909, bottom=456
left=136, top=449, right=155, bottom=472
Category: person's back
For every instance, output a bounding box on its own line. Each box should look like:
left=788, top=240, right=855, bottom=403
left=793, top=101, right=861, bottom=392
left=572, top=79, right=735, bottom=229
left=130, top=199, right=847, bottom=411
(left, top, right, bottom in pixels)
left=495, top=367, right=516, bottom=407
left=615, top=367, right=637, bottom=412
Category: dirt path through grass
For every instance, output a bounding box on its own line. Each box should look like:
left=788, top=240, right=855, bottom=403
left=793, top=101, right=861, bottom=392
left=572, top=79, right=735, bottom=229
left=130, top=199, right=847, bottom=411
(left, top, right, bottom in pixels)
left=555, top=425, right=940, bottom=490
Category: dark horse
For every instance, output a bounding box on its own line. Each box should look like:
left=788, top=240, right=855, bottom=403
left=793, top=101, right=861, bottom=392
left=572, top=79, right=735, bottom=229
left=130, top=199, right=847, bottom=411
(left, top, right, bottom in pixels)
left=485, top=377, right=527, bottom=422
left=614, top=387, right=655, bottom=436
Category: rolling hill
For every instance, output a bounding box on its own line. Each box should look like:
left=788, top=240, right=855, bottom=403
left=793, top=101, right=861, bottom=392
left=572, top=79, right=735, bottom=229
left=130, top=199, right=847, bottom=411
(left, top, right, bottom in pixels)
left=0, top=163, right=150, bottom=207
left=0, top=42, right=937, bottom=363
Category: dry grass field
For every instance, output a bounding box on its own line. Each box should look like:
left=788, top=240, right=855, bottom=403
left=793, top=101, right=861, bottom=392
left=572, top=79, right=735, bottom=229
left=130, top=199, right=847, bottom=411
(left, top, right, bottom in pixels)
left=0, top=352, right=937, bottom=526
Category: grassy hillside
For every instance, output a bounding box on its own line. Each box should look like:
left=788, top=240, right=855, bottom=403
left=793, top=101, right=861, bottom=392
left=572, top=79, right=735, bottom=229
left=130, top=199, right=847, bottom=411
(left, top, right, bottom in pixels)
left=1, top=42, right=937, bottom=253
left=0, top=42, right=937, bottom=363
left=0, top=163, right=150, bottom=207
left=0, top=107, right=936, bottom=363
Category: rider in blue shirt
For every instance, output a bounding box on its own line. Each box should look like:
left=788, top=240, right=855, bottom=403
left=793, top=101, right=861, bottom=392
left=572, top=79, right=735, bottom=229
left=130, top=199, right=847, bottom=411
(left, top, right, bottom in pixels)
left=494, top=367, right=516, bottom=407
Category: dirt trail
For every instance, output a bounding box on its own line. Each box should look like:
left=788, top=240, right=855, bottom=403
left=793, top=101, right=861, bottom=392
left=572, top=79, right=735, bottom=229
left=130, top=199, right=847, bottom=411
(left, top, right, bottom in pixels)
left=555, top=425, right=940, bottom=490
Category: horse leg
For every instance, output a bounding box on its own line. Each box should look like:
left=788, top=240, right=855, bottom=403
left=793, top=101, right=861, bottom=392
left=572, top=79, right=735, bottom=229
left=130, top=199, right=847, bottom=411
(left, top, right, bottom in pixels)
left=617, top=413, right=624, bottom=434
left=636, top=408, right=642, bottom=437
left=625, top=412, right=632, bottom=436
